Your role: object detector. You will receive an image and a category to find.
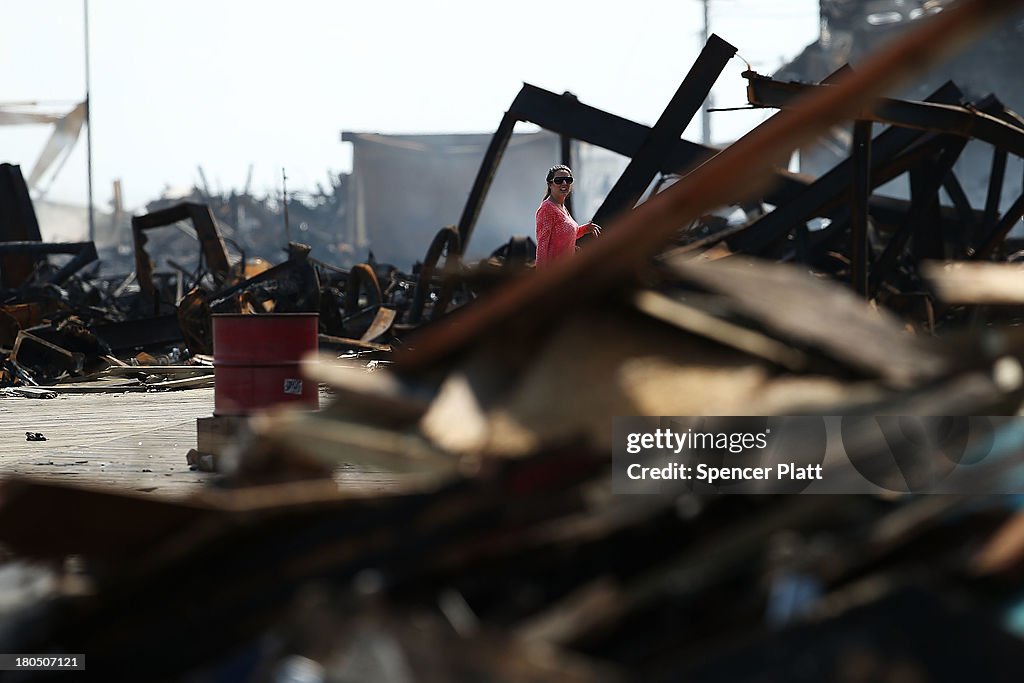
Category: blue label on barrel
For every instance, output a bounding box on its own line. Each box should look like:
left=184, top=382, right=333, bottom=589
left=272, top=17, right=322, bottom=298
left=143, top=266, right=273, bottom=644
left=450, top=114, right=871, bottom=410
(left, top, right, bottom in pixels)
left=283, top=379, right=303, bottom=395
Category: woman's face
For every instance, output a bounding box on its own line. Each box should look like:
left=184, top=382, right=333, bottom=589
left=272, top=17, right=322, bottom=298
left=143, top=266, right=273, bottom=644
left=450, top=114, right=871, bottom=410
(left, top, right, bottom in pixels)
left=549, top=170, right=573, bottom=201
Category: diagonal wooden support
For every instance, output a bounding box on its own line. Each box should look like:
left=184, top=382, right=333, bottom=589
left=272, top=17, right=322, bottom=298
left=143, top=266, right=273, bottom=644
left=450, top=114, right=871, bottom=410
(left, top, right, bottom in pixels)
left=745, top=70, right=1024, bottom=156
left=942, top=170, right=978, bottom=253
left=591, top=34, right=737, bottom=227
left=779, top=133, right=975, bottom=269
left=974, top=192, right=1024, bottom=259
left=870, top=138, right=968, bottom=293
left=455, top=111, right=517, bottom=252
left=981, top=147, right=1009, bottom=238
left=850, top=121, right=873, bottom=297
left=728, top=82, right=962, bottom=255
left=0, top=163, right=45, bottom=289
left=132, top=202, right=231, bottom=296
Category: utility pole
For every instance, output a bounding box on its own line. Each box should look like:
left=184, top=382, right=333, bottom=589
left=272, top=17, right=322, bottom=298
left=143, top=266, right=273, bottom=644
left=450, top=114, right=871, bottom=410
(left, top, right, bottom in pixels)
left=700, top=0, right=712, bottom=146
left=84, top=0, right=95, bottom=243
left=282, top=167, right=291, bottom=245
left=560, top=132, right=573, bottom=217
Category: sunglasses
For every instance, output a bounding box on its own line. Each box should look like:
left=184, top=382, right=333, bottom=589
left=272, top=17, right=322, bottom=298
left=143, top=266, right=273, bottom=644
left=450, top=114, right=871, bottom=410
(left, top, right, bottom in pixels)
left=551, top=177, right=574, bottom=185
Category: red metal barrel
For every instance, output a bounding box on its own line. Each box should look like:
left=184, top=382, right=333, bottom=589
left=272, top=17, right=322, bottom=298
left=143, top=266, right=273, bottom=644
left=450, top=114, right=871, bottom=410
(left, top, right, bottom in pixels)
left=212, top=313, right=319, bottom=416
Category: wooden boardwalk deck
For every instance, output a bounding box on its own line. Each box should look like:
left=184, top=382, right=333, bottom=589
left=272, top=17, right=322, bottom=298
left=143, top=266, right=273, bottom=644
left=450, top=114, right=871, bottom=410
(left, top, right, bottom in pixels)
left=0, top=388, right=216, bottom=497
left=1, top=386, right=406, bottom=498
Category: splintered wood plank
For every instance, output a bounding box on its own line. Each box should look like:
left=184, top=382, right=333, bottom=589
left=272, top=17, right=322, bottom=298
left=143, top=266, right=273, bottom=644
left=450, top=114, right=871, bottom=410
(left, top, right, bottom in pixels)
left=661, top=256, right=949, bottom=387
left=923, top=261, right=1024, bottom=304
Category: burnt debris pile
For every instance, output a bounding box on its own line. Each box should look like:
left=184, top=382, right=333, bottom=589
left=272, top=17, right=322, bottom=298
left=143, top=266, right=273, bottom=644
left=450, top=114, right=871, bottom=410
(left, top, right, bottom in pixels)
left=6, top=1, right=1024, bottom=680
left=1, top=165, right=532, bottom=391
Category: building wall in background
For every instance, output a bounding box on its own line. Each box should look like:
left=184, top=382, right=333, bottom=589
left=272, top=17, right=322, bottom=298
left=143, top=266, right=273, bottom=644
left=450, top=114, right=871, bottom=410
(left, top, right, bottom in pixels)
left=343, top=130, right=627, bottom=269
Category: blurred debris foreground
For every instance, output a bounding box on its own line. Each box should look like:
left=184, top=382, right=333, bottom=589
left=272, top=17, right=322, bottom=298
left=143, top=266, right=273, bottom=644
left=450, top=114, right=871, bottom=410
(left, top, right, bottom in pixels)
left=7, top=1, right=1024, bottom=681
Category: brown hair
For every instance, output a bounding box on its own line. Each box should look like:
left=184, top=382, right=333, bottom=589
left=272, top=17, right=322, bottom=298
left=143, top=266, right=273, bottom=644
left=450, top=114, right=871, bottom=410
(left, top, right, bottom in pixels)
left=543, top=164, right=572, bottom=200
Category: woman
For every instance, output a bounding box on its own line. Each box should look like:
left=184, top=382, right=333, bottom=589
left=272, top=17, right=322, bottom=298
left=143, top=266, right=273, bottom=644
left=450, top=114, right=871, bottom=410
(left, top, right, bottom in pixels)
left=535, top=165, right=601, bottom=268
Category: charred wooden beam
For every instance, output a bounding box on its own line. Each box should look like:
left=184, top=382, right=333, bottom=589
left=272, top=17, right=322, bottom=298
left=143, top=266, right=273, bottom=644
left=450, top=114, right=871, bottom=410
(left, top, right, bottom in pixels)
left=982, top=147, right=1009, bottom=232
left=801, top=133, right=982, bottom=265
left=871, top=138, right=968, bottom=292
left=455, top=79, right=811, bottom=252
left=942, top=170, right=979, bottom=255
left=560, top=132, right=574, bottom=217
left=459, top=83, right=948, bottom=258
left=744, top=70, right=1024, bottom=158
left=911, top=160, right=947, bottom=262
left=851, top=121, right=873, bottom=296
left=131, top=202, right=231, bottom=297
left=409, top=225, right=461, bottom=324
left=0, top=163, right=44, bottom=289
left=592, top=34, right=737, bottom=226
left=455, top=110, right=517, bottom=252
left=728, top=82, right=963, bottom=254
left=398, top=0, right=1024, bottom=373
left=0, top=241, right=98, bottom=287
left=91, top=314, right=185, bottom=352
left=974, top=191, right=1024, bottom=258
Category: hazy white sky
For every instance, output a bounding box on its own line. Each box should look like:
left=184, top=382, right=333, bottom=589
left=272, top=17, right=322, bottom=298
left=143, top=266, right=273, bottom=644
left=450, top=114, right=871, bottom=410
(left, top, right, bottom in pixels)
left=0, top=0, right=819, bottom=212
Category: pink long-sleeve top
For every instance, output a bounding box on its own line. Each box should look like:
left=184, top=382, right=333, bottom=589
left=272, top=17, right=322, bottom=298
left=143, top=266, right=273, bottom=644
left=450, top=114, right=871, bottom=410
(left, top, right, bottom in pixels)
left=535, top=198, right=589, bottom=268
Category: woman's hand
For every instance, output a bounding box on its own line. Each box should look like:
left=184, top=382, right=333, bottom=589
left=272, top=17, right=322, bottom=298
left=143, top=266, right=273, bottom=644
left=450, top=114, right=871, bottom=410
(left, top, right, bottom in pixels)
left=587, top=223, right=602, bottom=237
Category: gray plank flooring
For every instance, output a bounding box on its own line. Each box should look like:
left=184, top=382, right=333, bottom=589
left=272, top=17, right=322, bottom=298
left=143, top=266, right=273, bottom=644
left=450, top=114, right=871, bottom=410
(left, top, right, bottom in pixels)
left=0, top=388, right=216, bottom=497
left=1, top=386, right=405, bottom=498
